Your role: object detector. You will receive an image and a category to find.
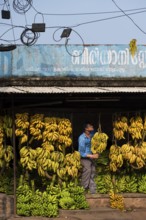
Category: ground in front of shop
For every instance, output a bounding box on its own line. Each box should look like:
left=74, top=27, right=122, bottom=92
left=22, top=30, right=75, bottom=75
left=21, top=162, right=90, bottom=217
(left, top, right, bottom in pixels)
left=6, top=207, right=146, bottom=220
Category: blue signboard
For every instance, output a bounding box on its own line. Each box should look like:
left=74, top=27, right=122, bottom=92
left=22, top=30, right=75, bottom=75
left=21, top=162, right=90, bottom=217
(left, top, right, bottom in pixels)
left=0, top=44, right=146, bottom=78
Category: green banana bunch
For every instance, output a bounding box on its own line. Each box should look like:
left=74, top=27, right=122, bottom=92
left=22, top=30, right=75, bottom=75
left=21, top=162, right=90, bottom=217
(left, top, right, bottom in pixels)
left=3, top=115, right=12, bottom=138
left=116, top=175, right=126, bottom=193
left=125, top=175, right=137, bottom=193
left=59, top=196, right=75, bottom=210
left=138, top=174, right=146, bottom=193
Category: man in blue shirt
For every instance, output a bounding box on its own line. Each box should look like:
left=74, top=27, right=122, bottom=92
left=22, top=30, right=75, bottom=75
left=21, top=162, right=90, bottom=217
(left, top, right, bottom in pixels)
left=78, top=122, right=99, bottom=194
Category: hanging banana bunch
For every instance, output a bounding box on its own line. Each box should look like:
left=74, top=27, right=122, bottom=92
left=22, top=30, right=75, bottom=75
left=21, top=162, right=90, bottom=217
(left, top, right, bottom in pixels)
left=109, top=144, right=123, bottom=172
left=64, top=151, right=81, bottom=178
left=129, top=39, right=137, bottom=57
left=113, top=116, right=128, bottom=140
left=3, top=115, right=13, bottom=138
left=128, top=116, right=143, bottom=140
left=30, top=114, right=44, bottom=140
left=0, top=145, right=13, bottom=168
left=15, top=113, right=29, bottom=144
left=91, top=131, right=108, bottom=154
left=0, top=116, right=4, bottom=145
left=20, top=146, right=37, bottom=171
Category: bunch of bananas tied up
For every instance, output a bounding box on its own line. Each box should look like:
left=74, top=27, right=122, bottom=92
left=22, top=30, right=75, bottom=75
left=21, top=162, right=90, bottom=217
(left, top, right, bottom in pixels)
left=20, top=146, right=37, bottom=170
left=58, top=118, right=72, bottom=136
left=64, top=151, right=81, bottom=178
left=36, top=147, right=64, bottom=177
left=109, top=191, right=125, bottom=210
left=15, top=113, right=29, bottom=144
left=128, top=116, right=143, bottom=140
left=123, top=143, right=146, bottom=169
left=91, top=131, right=108, bottom=153
left=109, top=145, right=123, bottom=172
left=110, top=142, right=146, bottom=171
left=0, top=117, right=4, bottom=145
left=43, top=117, right=58, bottom=143
left=29, top=114, right=44, bottom=141
left=113, top=116, right=128, bottom=140
left=3, top=115, right=13, bottom=138
left=129, top=39, right=137, bottom=57
left=0, top=145, right=13, bottom=168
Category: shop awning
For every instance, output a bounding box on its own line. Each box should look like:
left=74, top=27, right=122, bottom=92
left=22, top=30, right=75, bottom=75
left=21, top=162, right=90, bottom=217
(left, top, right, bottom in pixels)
left=1, top=86, right=146, bottom=94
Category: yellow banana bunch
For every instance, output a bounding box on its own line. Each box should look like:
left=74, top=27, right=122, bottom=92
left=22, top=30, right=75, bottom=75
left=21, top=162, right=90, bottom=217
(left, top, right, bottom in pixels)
left=65, top=165, right=78, bottom=177
left=113, top=128, right=125, bottom=140
left=64, top=151, right=81, bottom=177
left=58, top=135, right=72, bottom=147
left=44, top=117, right=57, bottom=124
left=109, top=145, right=123, bottom=172
left=91, top=132, right=108, bottom=153
left=15, top=113, right=29, bottom=130
left=58, top=118, right=72, bottom=136
left=42, top=131, right=59, bottom=142
left=129, top=39, right=137, bottom=57
left=113, top=116, right=128, bottom=140
left=41, top=142, right=54, bottom=152
left=4, top=145, right=13, bottom=163
left=30, top=114, right=44, bottom=140
left=57, top=168, right=66, bottom=179
left=51, top=151, right=64, bottom=163
left=128, top=116, right=143, bottom=140
left=36, top=147, right=54, bottom=175
left=0, top=145, right=13, bottom=168
left=20, top=146, right=37, bottom=170
left=143, top=116, right=146, bottom=131
left=141, top=142, right=146, bottom=159
left=109, top=191, right=125, bottom=210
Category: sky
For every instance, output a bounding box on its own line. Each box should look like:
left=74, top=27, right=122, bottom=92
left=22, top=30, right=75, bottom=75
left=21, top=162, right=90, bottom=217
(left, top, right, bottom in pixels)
left=0, top=0, right=146, bottom=46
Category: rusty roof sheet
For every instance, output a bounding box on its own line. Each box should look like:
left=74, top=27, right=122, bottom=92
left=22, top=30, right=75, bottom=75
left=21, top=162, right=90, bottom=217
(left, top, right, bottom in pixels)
left=0, top=86, right=146, bottom=94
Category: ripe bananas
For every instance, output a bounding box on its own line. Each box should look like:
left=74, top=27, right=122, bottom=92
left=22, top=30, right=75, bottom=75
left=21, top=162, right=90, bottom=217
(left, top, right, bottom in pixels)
left=113, top=116, right=128, bottom=140
left=91, top=132, right=108, bottom=153
left=109, top=191, right=125, bottom=210
left=20, top=146, right=37, bottom=170
left=129, top=39, right=137, bottom=57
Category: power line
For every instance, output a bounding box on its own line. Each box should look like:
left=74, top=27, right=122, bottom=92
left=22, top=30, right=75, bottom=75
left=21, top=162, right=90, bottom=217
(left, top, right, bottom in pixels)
left=112, top=0, right=146, bottom=35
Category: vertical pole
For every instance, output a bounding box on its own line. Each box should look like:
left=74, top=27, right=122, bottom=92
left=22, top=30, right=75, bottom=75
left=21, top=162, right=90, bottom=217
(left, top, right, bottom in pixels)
left=12, top=95, right=16, bottom=216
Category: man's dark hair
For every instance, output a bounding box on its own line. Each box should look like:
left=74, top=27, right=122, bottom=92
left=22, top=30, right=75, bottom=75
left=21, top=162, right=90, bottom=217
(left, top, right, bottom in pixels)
left=83, top=122, right=93, bottom=130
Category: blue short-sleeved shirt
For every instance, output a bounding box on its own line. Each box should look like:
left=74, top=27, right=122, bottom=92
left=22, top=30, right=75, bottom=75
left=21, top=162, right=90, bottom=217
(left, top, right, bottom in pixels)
left=78, top=133, right=93, bottom=158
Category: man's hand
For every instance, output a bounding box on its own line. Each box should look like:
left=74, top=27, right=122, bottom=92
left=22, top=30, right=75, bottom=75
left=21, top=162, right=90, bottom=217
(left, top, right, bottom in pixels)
left=88, top=153, right=99, bottom=159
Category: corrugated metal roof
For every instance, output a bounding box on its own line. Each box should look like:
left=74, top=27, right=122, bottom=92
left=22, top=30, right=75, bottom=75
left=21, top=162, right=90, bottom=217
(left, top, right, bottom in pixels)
left=1, top=86, right=146, bottom=94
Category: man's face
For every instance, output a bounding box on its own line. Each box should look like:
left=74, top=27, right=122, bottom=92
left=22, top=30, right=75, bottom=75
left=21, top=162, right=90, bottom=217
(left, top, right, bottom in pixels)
left=85, top=124, right=94, bottom=132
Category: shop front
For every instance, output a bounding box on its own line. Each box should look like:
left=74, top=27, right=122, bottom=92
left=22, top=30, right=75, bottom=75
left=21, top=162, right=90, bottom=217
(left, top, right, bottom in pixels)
left=1, top=44, right=146, bottom=217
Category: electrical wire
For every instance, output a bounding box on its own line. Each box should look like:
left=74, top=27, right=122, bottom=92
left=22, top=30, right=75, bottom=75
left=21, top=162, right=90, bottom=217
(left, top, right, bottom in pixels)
left=69, top=9, right=146, bottom=28
left=112, top=0, right=146, bottom=35
left=29, top=1, right=146, bottom=16
left=8, top=0, right=17, bottom=45
left=13, top=0, right=32, bottom=14
left=64, top=29, right=85, bottom=57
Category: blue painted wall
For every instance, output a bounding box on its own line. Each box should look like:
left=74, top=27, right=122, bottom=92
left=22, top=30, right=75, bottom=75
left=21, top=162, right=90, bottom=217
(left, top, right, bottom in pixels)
left=0, top=44, right=146, bottom=78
